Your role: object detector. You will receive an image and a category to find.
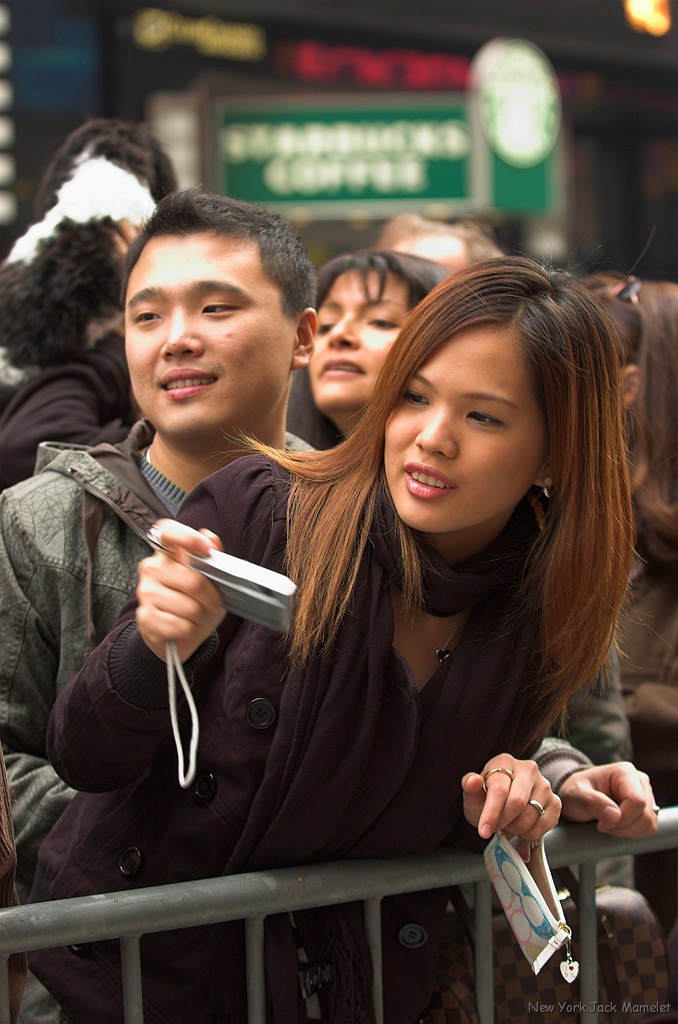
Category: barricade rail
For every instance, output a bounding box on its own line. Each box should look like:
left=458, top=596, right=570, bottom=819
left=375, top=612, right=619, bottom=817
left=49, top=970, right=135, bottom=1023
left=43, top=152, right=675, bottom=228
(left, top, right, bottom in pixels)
left=0, top=808, right=677, bottom=1024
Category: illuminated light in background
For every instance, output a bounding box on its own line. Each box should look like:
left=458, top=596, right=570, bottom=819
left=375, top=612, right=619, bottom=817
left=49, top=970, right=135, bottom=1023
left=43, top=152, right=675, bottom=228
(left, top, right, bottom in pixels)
left=624, top=0, right=672, bottom=36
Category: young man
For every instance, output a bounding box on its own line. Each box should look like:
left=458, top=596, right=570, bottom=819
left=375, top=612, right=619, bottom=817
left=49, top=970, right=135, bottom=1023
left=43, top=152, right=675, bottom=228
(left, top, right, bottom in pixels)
left=0, top=187, right=316, bottom=1021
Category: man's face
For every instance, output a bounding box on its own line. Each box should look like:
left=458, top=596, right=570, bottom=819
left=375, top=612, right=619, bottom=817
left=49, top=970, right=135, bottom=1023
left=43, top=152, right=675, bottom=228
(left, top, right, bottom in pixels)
left=125, top=232, right=314, bottom=463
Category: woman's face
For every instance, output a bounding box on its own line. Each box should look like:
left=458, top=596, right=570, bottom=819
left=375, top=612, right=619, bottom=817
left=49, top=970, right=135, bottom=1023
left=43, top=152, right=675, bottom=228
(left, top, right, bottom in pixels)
left=309, top=269, right=411, bottom=436
left=384, top=325, right=549, bottom=565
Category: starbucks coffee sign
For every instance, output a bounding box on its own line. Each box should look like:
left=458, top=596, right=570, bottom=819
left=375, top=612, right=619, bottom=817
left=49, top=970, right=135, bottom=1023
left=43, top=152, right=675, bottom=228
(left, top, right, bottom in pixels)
left=213, top=40, right=562, bottom=217
left=215, top=97, right=475, bottom=217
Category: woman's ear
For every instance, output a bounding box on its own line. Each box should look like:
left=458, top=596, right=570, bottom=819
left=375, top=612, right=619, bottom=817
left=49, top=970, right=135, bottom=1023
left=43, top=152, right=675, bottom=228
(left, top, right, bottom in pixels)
left=533, top=458, right=552, bottom=492
left=621, top=363, right=640, bottom=408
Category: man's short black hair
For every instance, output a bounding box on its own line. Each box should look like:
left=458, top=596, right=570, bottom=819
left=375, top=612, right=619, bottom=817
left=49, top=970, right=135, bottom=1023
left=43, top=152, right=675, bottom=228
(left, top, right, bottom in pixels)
left=124, top=187, right=316, bottom=318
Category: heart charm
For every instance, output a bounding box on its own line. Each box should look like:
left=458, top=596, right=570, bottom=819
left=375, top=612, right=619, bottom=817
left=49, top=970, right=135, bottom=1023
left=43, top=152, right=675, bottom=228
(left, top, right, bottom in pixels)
left=560, top=959, right=579, bottom=983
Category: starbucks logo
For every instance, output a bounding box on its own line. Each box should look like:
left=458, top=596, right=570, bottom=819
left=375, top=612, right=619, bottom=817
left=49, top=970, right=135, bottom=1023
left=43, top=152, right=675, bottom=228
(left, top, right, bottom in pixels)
left=474, top=39, right=561, bottom=168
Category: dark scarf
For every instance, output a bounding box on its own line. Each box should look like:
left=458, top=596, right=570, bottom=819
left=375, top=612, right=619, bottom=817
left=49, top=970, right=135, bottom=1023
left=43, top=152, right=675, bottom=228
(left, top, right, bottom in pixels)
left=211, top=481, right=544, bottom=1023
left=222, top=484, right=540, bottom=872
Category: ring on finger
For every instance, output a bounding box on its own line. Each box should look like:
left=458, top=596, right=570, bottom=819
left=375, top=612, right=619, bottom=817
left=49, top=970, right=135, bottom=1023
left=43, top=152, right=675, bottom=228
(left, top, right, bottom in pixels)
left=482, top=767, right=515, bottom=793
left=529, top=798, right=546, bottom=817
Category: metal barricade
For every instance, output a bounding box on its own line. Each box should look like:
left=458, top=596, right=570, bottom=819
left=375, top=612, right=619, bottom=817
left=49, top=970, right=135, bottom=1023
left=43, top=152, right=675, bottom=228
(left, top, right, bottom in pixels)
left=0, top=809, right=676, bottom=1024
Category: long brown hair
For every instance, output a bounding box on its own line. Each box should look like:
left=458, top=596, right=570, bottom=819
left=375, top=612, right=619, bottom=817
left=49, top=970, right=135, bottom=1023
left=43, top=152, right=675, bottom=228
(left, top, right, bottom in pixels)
left=628, top=281, right=678, bottom=562
left=260, top=257, right=633, bottom=735
left=585, top=274, right=678, bottom=564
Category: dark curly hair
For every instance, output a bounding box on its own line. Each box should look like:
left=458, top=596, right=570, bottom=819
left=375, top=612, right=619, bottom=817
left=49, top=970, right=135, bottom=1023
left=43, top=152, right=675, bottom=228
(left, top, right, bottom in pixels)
left=0, top=118, right=178, bottom=407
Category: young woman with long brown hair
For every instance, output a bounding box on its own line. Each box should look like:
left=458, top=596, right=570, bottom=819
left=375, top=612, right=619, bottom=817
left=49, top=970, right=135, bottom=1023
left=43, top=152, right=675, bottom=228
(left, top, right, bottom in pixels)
left=34, top=257, right=642, bottom=1024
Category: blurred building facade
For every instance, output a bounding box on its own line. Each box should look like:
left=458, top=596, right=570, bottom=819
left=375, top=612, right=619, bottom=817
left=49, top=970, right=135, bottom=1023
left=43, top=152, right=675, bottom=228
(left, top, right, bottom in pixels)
left=9, top=0, right=678, bottom=276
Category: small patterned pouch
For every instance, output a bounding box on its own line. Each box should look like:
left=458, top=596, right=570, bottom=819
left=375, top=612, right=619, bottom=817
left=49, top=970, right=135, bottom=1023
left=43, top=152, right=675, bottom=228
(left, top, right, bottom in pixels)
left=483, top=832, right=579, bottom=981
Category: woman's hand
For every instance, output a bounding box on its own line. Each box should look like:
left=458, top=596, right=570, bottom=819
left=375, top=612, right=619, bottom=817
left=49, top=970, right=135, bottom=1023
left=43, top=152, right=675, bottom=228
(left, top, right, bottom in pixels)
left=136, top=519, right=227, bottom=663
left=559, top=762, right=659, bottom=838
left=462, top=755, right=561, bottom=842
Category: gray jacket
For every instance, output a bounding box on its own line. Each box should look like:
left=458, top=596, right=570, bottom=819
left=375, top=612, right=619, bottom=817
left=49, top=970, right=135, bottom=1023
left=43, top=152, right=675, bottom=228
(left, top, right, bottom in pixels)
left=0, top=420, right=168, bottom=900
left=0, top=420, right=312, bottom=901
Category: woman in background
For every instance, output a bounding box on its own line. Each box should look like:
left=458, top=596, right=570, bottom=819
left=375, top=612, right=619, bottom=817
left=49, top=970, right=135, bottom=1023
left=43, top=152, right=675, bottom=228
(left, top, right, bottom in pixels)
left=588, top=272, right=678, bottom=931
left=286, top=248, right=448, bottom=449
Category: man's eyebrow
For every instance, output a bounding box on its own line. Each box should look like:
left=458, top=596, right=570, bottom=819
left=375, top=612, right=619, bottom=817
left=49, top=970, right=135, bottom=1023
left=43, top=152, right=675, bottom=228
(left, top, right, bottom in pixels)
left=188, top=280, right=249, bottom=302
left=127, top=285, right=163, bottom=310
left=127, top=280, right=249, bottom=310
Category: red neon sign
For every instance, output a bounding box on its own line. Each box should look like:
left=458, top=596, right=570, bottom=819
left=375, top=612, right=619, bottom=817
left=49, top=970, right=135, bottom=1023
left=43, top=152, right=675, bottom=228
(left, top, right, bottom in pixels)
left=278, top=40, right=471, bottom=91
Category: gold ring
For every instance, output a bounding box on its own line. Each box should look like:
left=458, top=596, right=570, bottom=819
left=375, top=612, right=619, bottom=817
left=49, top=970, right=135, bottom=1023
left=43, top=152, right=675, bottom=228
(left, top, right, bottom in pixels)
left=529, top=799, right=546, bottom=817
left=482, top=767, right=515, bottom=793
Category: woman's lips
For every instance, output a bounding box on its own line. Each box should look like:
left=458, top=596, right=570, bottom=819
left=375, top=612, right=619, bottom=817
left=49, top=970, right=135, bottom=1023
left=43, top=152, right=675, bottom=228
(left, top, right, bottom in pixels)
left=405, top=463, right=456, bottom=498
left=409, top=469, right=451, bottom=489
left=321, top=361, right=363, bottom=376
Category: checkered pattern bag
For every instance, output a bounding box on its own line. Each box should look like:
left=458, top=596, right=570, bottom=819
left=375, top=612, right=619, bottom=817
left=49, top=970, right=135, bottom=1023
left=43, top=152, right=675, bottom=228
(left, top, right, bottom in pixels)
left=429, top=876, right=670, bottom=1024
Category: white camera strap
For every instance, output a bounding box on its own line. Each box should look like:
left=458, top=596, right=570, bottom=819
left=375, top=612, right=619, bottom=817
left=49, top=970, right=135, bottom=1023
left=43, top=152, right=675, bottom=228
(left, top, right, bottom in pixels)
left=166, top=639, right=200, bottom=789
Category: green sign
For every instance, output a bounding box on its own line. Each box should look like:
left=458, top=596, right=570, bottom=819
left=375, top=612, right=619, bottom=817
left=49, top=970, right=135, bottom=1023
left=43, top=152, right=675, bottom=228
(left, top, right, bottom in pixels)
left=470, top=39, right=562, bottom=214
left=215, top=97, right=476, bottom=217
left=214, top=65, right=562, bottom=219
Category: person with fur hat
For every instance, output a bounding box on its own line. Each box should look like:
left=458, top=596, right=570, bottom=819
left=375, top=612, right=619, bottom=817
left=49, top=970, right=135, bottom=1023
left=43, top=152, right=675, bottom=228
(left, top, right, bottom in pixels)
left=0, top=185, right=317, bottom=1022
left=0, top=117, right=177, bottom=490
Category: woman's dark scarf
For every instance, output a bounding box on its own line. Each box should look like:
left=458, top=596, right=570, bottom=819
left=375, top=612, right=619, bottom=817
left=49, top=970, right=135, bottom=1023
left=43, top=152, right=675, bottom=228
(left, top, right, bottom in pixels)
left=224, top=482, right=541, bottom=873
left=213, top=476, right=545, bottom=1023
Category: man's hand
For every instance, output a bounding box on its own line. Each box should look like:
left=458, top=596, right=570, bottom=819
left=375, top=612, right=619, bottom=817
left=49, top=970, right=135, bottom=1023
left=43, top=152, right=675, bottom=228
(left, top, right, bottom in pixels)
left=559, top=762, right=659, bottom=838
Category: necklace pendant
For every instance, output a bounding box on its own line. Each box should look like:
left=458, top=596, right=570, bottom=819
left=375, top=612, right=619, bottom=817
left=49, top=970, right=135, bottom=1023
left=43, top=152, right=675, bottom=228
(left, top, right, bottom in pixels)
left=436, top=648, right=451, bottom=663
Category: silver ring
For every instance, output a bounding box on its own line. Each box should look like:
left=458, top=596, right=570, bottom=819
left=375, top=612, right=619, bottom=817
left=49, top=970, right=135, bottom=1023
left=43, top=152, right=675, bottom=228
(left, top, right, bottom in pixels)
left=529, top=799, right=546, bottom=817
left=652, top=803, right=661, bottom=815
